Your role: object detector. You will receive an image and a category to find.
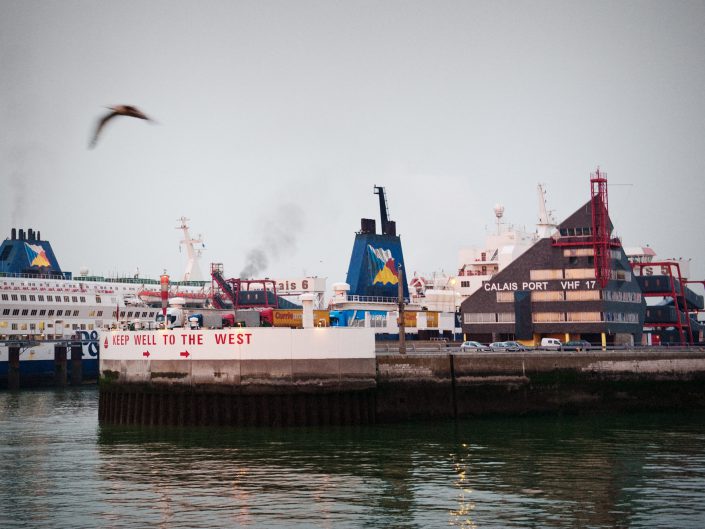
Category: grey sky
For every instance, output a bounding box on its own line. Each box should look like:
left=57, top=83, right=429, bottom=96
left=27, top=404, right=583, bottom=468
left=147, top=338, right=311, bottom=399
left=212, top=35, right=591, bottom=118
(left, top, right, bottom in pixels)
left=2, top=1, right=704, bottom=288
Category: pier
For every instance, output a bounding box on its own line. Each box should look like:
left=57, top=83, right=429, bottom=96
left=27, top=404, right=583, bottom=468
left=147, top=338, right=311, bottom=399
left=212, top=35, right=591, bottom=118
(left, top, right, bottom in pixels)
left=98, top=327, right=377, bottom=426
left=96, top=328, right=705, bottom=426
left=376, top=347, right=705, bottom=421
left=1, top=338, right=94, bottom=389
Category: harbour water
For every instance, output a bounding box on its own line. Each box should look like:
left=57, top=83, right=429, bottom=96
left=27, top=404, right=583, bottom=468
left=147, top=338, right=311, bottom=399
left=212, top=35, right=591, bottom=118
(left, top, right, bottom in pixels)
left=1, top=388, right=704, bottom=528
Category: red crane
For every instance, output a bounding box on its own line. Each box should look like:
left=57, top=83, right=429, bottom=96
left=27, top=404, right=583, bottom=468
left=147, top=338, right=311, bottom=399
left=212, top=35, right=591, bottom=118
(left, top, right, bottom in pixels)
left=591, top=167, right=611, bottom=288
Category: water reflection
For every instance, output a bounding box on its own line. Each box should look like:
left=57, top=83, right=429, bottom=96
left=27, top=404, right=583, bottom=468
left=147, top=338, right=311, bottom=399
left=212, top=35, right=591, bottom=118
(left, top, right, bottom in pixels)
left=1, top=388, right=704, bottom=528
left=95, top=412, right=705, bottom=528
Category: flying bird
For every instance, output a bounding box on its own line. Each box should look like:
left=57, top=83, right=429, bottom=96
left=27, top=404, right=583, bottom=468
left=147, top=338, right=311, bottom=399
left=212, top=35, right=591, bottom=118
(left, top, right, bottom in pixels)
left=89, top=105, right=153, bottom=148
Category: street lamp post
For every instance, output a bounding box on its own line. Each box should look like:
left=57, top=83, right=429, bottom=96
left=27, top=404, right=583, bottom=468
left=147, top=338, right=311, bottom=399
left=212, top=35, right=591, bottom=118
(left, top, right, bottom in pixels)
left=398, top=265, right=406, bottom=354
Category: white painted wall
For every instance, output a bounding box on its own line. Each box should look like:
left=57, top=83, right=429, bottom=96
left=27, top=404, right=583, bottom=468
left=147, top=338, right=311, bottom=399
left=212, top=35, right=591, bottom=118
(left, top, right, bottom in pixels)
left=99, top=327, right=375, bottom=362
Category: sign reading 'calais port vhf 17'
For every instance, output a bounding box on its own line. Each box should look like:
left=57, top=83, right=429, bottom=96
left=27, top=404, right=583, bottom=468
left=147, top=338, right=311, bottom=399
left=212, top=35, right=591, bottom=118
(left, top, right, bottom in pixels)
left=99, top=328, right=377, bottom=361
left=483, top=280, right=598, bottom=291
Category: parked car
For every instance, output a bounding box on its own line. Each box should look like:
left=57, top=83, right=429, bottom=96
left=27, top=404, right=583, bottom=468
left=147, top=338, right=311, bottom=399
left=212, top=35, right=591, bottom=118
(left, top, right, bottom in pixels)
left=540, top=337, right=562, bottom=350
left=489, top=341, right=529, bottom=352
left=460, top=340, right=489, bottom=352
left=562, top=340, right=592, bottom=351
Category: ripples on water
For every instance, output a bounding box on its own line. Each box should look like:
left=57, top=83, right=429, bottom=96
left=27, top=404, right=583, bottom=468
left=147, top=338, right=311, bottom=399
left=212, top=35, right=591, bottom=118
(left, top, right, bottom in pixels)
left=0, top=388, right=704, bottom=528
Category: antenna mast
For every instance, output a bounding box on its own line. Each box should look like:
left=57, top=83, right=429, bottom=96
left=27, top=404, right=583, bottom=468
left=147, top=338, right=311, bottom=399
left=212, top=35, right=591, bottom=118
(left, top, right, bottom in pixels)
left=177, top=217, right=204, bottom=281
left=536, top=184, right=556, bottom=238
left=374, top=186, right=390, bottom=234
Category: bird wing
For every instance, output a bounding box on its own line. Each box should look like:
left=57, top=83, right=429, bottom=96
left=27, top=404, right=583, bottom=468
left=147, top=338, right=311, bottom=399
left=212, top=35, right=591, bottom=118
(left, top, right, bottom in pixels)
left=130, top=108, right=151, bottom=120
left=89, top=111, right=119, bottom=148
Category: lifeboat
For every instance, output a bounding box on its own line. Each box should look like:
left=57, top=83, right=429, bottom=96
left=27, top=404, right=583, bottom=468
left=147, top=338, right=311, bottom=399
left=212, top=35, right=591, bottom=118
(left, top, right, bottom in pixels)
left=137, top=288, right=210, bottom=307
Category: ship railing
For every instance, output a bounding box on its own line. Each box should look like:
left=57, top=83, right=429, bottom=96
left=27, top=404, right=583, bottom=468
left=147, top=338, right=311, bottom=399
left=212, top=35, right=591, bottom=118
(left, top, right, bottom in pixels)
left=345, top=294, right=410, bottom=304
left=0, top=271, right=67, bottom=280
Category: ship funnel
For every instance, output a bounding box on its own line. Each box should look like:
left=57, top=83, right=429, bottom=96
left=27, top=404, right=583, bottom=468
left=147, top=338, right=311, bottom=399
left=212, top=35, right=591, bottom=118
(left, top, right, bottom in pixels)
left=385, top=220, right=396, bottom=237
left=11, top=228, right=16, bottom=240
left=36, top=231, right=41, bottom=241
left=19, top=229, right=25, bottom=240
left=360, top=218, right=376, bottom=234
left=28, top=229, right=34, bottom=241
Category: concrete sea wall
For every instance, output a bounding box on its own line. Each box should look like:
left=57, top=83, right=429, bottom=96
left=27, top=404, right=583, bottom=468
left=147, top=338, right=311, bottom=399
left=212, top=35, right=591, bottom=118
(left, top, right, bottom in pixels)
left=98, top=328, right=705, bottom=426
left=99, top=328, right=377, bottom=426
left=377, top=349, right=705, bottom=421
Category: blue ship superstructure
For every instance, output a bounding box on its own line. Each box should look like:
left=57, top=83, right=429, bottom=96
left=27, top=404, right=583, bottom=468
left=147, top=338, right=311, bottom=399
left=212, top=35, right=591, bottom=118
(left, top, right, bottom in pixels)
left=345, top=186, right=409, bottom=301
left=0, top=228, right=140, bottom=387
left=0, top=228, right=69, bottom=279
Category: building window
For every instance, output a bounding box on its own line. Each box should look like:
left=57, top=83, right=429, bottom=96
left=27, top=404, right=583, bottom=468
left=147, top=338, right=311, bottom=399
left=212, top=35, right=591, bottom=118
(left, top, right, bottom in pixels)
left=96, top=295, right=102, bottom=303
left=611, top=270, right=631, bottom=281
left=496, top=292, right=514, bottom=302
left=30, top=309, right=37, bottom=316
left=531, top=291, right=565, bottom=302
left=73, top=310, right=79, bottom=317
left=57, top=310, right=63, bottom=317
left=464, top=313, right=496, bottom=323
left=564, top=268, right=594, bottom=279
left=2, top=309, right=9, bottom=316
left=48, top=310, right=55, bottom=317
left=497, top=312, right=515, bottom=323
left=530, top=269, right=563, bottom=280
left=20, top=295, right=27, bottom=301
left=532, top=312, right=566, bottom=322
left=565, top=290, right=600, bottom=301
left=605, top=312, right=639, bottom=323
left=39, top=310, right=46, bottom=316
left=566, top=312, right=602, bottom=322
left=97, top=311, right=103, bottom=317
left=604, top=290, right=641, bottom=302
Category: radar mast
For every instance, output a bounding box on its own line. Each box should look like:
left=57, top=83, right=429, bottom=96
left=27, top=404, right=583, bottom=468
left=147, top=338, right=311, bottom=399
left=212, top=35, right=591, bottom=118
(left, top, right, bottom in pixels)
left=177, top=217, right=204, bottom=281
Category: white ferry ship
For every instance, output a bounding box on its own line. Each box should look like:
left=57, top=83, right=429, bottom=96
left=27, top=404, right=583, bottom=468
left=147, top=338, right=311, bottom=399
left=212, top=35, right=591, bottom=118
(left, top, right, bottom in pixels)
left=410, top=184, right=558, bottom=311
left=0, top=222, right=207, bottom=385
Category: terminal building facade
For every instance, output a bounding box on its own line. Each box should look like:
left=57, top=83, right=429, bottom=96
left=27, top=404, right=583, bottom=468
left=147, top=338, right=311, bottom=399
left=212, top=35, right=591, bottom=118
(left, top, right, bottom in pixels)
left=460, top=198, right=646, bottom=346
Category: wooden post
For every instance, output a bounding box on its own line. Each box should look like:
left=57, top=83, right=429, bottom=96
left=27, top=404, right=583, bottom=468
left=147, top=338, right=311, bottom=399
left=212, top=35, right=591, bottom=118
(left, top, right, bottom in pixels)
left=398, top=265, right=406, bottom=354
left=70, top=338, right=83, bottom=386
left=54, top=344, right=67, bottom=387
left=8, top=345, right=20, bottom=390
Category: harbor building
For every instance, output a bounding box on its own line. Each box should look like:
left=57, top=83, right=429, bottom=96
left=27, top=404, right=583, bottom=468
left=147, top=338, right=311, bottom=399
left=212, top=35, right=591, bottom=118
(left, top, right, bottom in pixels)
left=460, top=169, right=645, bottom=347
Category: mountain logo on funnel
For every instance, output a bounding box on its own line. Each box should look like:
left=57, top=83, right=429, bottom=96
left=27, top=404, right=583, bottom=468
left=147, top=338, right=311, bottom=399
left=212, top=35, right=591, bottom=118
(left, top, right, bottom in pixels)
left=24, top=243, right=50, bottom=267
left=367, top=244, right=399, bottom=285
